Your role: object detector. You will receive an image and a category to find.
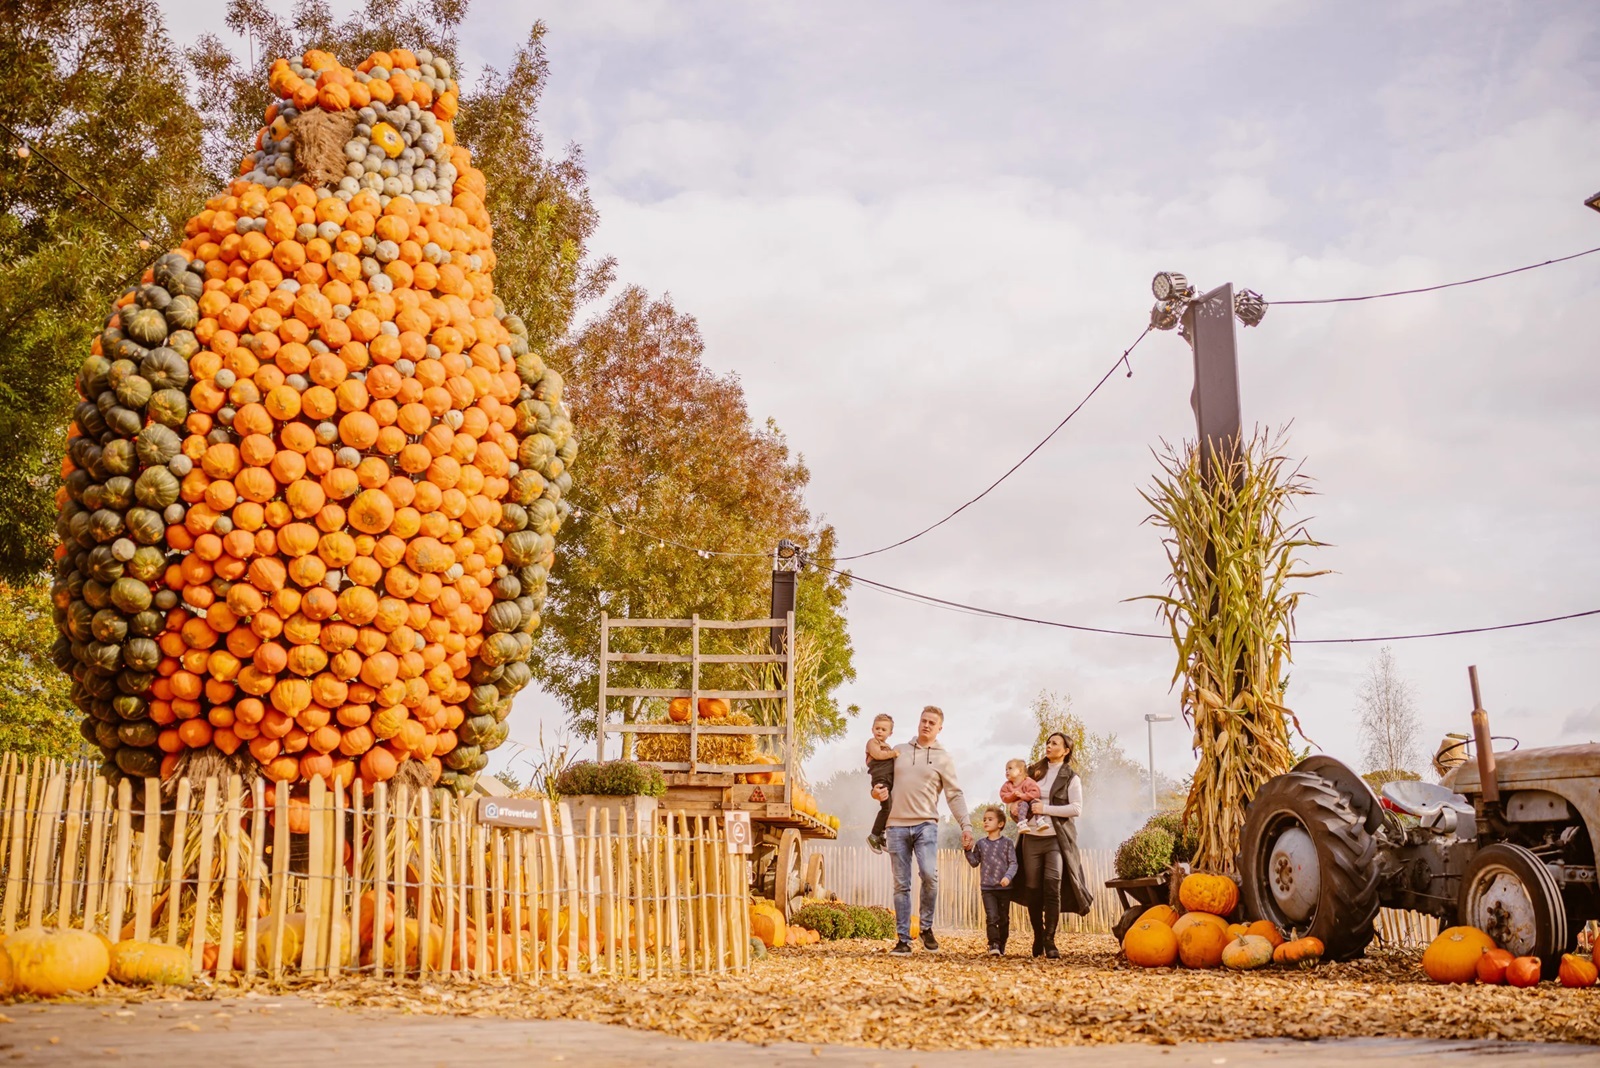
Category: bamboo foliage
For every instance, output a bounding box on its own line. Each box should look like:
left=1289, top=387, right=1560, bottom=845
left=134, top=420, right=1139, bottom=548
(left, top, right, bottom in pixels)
left=1138, top=428, right=1327, bottom=874
left=0, top=753, right=749, bottom=981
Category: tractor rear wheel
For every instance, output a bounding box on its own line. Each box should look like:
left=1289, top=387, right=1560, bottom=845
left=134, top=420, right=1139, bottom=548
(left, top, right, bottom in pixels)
left=1459, top=842, right=1569, bottom=979
left=1239, top=770, right=1381, bottom=961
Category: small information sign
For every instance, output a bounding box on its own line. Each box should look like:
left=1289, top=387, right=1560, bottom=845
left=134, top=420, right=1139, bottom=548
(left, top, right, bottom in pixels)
left=725, top=809, right=753, bottom=854
left=476, top=797, right=545, bottom=830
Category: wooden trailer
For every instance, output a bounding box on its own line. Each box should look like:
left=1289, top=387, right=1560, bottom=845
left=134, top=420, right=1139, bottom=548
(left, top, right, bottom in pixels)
left=596, top=612, right=834, bottom=918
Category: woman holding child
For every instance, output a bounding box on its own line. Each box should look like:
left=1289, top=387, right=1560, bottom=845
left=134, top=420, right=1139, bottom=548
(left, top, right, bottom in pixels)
left=1009, top=731, right=1094, bottom=957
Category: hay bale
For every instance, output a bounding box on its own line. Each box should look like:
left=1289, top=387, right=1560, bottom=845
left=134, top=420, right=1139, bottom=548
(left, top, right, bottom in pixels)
left=636, top=714, right=756, bottom=766
left=289, top=109, right=358, bottom=189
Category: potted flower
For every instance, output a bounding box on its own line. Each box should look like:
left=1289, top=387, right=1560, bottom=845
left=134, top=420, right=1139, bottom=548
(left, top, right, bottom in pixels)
left=553, top=760, right=667, bottom=827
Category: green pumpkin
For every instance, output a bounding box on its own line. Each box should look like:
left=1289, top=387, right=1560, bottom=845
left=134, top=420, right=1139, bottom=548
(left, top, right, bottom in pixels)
left=74, top=402, right=107, bottom=438
left=557, top=433, right=579, bottom=466
left=100, top=438, right=137, bottom=476
left=514, top=351, right=545, bottom=386
left=140, top=348, right=189, bottom=391
left=133, top=466, right=180, bottom=508
left=128, top=608, right=164, bottom=636
left=105, top=406, right=143, bottom=438
left=78, top=355, right=112, bottom=399
left=106, top=359, right=138, bottom=390
left=115, top=746, right=160, bottom=778
left=120, top=637, right=161, bottom=674
left=148, top=388, right=189, bottom=428
left=135, top=424, right=181, bottom=466
left=495, top=660, right=532, bottom=696
left=527, top=498, right=558, bottom=535
left=501, top=531, right=542, bottom=569
left=458, top=713, right=498, bottom=746
left=165, top=329, right=199, bottom=360
left=163, top=295, right=199, bottom=331
left=117, top=720, right=159, bottom=749
left=496, top=503, right=528, bottom=535
left=89, top=509, right=124, bottom=542
left=477, top=631, right=521, bottom=667
left=122, top=307, right=168, bottom=346
left=126, top=546, right=165, bottom=583
left=116, top=670, right=154, bottom=696
left=443, top=744, right=482, bottom=772
left=507, top=469, right=546, bottom=506
left=101, top=476, right=134, bottom=511
left=490, top=574, right=521, bottom=600
left=90, top=609, right=127, bottom=644
left=125, top=508, right=166, bottom=545
left=86, top=545, right=124, bottom=583
left=96, top=721, right=123, bottom=751
left=517, top=434, right=555, bottom=471
left=65, top=600, right=95, bottom=642
left=466, top=686, right=501, bottom=716
left=484, top=600, right=522, bottom=634
left=114, top=375, right=153, bottom=410
left=85, top=641, right=122, bottom=672
left=512, top=399, right=548, bottom=436
left=151, top=253, right=189, bottom=289
left=136, top=283, right=171, bottom=312
left=532, top=369, right=563, bottom=403
left=109, top=578, right=151, bottom=614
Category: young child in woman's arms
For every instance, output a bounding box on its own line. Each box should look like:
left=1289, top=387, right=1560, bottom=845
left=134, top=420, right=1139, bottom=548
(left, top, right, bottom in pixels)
left=864, top=713, right=896, bottom=853
left=999, top=758, right=1043, bottom=830
left=964, top=806, right=1018, bottom=954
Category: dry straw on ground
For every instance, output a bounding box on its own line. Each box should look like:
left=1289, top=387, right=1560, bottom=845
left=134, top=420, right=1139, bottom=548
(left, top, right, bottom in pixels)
left=73, top=934, right=1598, bottom=1049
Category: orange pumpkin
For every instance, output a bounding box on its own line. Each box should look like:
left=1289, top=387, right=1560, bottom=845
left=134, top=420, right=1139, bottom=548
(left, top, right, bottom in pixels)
left=1476, top=947, right=1514, bottom=985
left=1271, top=936, right=1324, bottom=967
left=1558, top=953, right=1597, bottom=988
left=1122, top=919, right=1178, bottom=968
left=1140, top=904, right=1179, bottom=927
left=1176, top=914, right=1230, bottom=968
left=1506, top=955, right=1542, bottom=988
left=1177, top=872, right=1239, bottom=917
left=1422, top=926, right=1494, bottom=984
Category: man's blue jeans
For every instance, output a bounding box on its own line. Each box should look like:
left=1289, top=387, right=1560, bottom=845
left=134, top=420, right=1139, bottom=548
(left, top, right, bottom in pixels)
left=887, top=821, right=939, bottom=942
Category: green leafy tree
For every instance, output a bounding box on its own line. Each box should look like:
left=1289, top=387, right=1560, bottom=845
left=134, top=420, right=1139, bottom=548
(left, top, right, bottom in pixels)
left=537, top=286, right=855, bottom=753
left=1027, top=689, right=1145, bottom=794
left=0, top=583, right=81, bottom=758
left=0, top=0, right=208, bottom=581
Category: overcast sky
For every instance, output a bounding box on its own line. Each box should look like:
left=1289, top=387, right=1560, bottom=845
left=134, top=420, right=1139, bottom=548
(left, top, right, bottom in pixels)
left=165, top=2, right=1600, bottom=816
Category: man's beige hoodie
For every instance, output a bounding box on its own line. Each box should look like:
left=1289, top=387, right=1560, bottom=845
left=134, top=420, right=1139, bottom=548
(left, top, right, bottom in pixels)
left=885, top=741, right=968, bottom=828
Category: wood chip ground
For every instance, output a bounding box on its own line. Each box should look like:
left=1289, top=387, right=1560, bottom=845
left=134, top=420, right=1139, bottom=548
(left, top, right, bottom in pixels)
left=73, top=933, right=1599, bottom=1049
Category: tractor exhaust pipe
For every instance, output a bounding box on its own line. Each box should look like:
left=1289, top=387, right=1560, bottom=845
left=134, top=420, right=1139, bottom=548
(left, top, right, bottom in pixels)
left=1468, top=665, right=1499, bottom=805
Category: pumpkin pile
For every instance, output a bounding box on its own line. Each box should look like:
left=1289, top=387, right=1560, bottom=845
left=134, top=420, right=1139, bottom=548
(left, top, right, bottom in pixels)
left=1122, top=873, right=1323, bottom=970
left=1421, top=924, right=1597, bottom=988
left=51, top=47, right=575, bottom=796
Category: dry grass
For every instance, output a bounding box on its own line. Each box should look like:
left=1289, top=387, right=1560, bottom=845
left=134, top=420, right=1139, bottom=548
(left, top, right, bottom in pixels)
left=86, top=933, right=1598, bottom=1048
left=1139, top=428, right=1327, bottom=873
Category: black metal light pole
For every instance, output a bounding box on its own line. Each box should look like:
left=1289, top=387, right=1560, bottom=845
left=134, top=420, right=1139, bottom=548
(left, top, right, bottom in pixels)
left=769, top=539, right=800, bottom=656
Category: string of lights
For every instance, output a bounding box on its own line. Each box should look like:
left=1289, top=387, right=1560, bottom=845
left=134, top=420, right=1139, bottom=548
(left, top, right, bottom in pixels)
left=0, top=118, right=164, bottom=244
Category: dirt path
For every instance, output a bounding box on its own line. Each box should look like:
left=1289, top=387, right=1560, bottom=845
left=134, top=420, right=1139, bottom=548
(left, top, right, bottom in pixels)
left=2, top=997, right=1594, bottom=1068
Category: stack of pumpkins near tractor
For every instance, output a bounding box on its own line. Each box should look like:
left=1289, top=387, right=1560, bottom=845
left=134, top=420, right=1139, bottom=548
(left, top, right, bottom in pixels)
left=1121, top=872, right=1325, bottom=971
left=1421, top=924, right=1598, bottom=989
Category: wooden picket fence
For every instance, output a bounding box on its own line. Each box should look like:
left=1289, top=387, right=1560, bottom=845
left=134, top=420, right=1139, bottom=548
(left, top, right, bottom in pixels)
left=809, top=842, right=1443, bottom=947
left=805, top=842, right=1121, bottom=935
left=0, top=753, right=749, bottom=980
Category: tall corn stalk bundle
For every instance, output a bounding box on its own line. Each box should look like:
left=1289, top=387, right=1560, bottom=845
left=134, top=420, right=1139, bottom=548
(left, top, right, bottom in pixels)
left=1139, top=428, right=1326, bottom=874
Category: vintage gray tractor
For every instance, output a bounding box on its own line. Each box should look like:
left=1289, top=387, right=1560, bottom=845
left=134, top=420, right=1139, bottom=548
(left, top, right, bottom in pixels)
left=1238, top=668, right=1599, bottom=977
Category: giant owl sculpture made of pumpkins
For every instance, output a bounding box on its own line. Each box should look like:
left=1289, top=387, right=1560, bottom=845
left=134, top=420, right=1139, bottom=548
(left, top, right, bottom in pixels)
left=53, top=47, right=575, bottom=796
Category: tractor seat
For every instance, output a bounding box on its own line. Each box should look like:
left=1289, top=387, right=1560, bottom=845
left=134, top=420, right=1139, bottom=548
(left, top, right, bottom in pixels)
left=1380, top=780, right=1474, bottom=832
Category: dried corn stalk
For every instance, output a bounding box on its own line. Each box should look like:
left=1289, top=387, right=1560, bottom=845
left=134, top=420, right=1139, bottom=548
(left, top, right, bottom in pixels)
left=1138, top=427, right=1326, bottom=874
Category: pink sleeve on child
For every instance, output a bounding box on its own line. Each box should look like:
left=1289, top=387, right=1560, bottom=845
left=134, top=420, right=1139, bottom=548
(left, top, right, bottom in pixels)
left=1019, top=777, right=1042, bottom=801
left=999, top=780, right=1018, bottom=803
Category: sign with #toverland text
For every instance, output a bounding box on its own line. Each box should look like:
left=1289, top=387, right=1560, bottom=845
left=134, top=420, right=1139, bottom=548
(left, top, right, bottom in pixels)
left=476, top=797, right=545, bottom=829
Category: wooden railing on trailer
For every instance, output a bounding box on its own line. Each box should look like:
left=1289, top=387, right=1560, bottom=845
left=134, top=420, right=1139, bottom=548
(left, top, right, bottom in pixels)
left=596, top=612, right=796, bottom=808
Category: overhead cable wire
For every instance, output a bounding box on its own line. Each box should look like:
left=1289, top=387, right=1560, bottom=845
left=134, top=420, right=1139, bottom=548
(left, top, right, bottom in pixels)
left=1271, top=245, right=1600, bottom=306
left=833, top=326, right=1152, bottom=562
left=808, top=560, right=1600, bottom=644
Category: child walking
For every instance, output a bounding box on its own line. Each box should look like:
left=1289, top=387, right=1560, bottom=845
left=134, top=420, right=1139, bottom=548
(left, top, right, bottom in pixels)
left=964, top=805, right=1018, bottom=955
left=864, top=713, right=896, bottom=852
left=999, top=758, right=1042, bottom=829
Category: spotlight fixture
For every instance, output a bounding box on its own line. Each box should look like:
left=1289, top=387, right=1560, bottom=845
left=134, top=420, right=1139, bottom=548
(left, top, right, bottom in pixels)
left=1149, top=299, right=1184, bottom=331
left=1233, top=289, right=1268, bottom=327
left=1586, top=190, right=1600, bottom=215
left=1151, top=271, right=1194, bottom=302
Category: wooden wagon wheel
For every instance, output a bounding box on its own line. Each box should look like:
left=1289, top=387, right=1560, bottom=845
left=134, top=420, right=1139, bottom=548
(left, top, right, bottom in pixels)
left=773, top=828, right=804, bottom=919
left=803, top=851, right=825, bottom=899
